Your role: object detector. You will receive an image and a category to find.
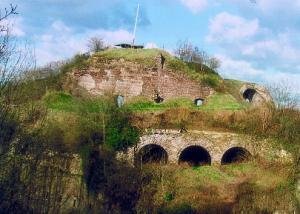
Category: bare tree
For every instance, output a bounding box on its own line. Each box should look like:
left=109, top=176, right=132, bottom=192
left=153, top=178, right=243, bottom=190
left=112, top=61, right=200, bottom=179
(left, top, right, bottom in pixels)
left=87, top=37, right=106, bottom=53
left=268, top=81, right=299, bottom=110
left=174, top=40, right=194, bottom=61
left=208, top=57, right=221, bottom=70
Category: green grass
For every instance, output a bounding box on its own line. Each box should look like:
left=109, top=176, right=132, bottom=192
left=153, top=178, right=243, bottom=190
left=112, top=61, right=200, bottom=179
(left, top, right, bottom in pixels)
left=43, top=91, right=112, bottom=113
left=94, top=48, right=170, bottom=67
left=201, top=93, right=248, bottom=111
left=126, top=97, right=195, bottom=112
left=224, top=79, right=246, bottom=102
left=167, top=57, right=222, bottom=88
left=126, top=93, right=247, bottom=112
left=190, top=166, right=234, bottom=184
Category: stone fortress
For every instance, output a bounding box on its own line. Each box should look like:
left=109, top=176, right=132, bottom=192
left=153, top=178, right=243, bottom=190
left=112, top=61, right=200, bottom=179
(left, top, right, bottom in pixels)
left=73, top=50, right=282, bottom=166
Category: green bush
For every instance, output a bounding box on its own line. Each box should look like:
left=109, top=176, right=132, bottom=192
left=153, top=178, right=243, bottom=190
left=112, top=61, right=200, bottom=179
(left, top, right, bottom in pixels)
left=105, top=107, right=140, bottom=151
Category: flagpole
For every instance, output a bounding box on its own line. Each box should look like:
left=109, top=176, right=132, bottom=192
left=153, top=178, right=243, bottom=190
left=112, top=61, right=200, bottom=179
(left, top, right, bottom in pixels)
left=132, top=3, right=140, bottom=46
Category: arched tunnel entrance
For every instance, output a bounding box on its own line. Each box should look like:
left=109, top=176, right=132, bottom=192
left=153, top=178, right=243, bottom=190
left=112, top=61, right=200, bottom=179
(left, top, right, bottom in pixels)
left=221, top=147, right=251, bottom=165
left=179, top=146, right=211, bottom=166
left=243, top=88, right=257, bottom=102
left=135, top=144, right=168, bottom=166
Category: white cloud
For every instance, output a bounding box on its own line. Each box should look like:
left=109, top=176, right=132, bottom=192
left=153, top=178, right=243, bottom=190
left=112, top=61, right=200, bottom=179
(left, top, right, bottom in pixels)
left=216, top=54, right=263, bottom=81
left=255, top=0, right=300, bottom=13
left=206, top=12, right=259, bottom=43
left=263, top=72, right=300, bottom=94
left=145, top=42, right=158, bottom=49
left=241, top=32, right=300, bottom=63
left=179, top=0, right=207, bottom=13
left=216, top=54, right=300, bottom=95
left=35, top=20, right=133, bottom=65
left=1, top=17, right=25, bottom=37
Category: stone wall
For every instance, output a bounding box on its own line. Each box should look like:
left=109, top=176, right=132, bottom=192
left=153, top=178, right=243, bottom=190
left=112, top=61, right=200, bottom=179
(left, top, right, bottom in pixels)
left=240, top=83, right=273, bottom=106
left=74, top=56, right=213, bottom=102
left=120, top=129, right=293, bottom=165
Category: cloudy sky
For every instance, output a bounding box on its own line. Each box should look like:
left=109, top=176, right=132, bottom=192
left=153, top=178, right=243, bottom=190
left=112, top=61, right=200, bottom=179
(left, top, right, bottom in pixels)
left=1, top=0, right=300, bottom=93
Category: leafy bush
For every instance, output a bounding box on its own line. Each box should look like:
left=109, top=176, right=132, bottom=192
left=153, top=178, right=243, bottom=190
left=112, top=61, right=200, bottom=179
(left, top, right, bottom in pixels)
left=105, top=107, right=140, bottom=151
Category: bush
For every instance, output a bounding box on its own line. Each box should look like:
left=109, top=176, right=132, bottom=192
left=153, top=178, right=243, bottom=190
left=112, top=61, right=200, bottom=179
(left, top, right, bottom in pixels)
left=105, top=107, right=140, bottom=151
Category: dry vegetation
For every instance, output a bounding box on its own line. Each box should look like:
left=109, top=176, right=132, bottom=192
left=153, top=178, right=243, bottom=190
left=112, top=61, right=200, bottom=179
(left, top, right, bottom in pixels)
left=0, top=6, right=299, bottom=211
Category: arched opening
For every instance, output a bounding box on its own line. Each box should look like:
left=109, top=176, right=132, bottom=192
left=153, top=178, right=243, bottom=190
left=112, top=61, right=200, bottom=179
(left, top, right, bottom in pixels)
left=135, top=144, right=168, bottom=166
left=221, top=147, right=251, bottom=165
left=194, top=98, right=204, bottom=106
left=154, top=94, right=164, bottom=103
left=243, top=88, right=256, bottom=102
left=179, top=146, right=211, bottom=166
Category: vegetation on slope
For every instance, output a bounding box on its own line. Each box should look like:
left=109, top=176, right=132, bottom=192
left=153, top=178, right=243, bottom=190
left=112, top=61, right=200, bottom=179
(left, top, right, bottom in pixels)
left=0, top=51, right=299, bottom=213
left=126, top=93, right=246, bottom=112
left=138, top=161, right=294, bottom=213
left=93, top=48, right=223, bottom=89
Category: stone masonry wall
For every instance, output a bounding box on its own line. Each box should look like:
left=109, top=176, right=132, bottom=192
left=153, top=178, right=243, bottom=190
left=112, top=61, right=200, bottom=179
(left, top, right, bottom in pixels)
left=74, top=56, right=213, bottom=102
left=119, top=129, right=293, bottom=165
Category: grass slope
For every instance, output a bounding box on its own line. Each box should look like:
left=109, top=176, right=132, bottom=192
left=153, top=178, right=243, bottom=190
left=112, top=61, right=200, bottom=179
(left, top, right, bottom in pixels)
left=126, top=93, right=246, bottom=112
left=94, top=48, right=223, bottom=89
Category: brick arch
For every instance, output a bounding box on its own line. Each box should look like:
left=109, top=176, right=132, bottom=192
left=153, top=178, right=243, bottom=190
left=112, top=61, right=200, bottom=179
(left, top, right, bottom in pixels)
left=123, top=130, right=260, bottom=165
left=175, top=137, right=216, bottom=164
left=135, top=144, right=168, bottom=165
left=178, top=145, right=212, bottom=166
left=221, top=146, right=252, bottom=165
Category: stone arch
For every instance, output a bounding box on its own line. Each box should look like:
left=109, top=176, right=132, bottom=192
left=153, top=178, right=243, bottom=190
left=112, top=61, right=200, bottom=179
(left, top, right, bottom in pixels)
left=221, top=147, right=251, bottom=165
left=135, top=144, right=168, bottom=166
left=242, top=88, right=257, bottom=102
left=178, top=145, right=211, bottom=166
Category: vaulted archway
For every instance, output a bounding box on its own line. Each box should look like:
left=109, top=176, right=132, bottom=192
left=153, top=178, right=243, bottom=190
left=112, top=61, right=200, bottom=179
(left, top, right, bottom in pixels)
left=179, top=146, right=211, bottom=166
left=243, top=88, right=257, bottom=102
left=221, top=147, right=251, bottom=165
left=135, top=144, right=168, bottom=166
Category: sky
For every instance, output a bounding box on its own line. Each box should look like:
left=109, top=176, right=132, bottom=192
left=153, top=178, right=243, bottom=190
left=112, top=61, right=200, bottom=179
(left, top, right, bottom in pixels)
left=1, top=0, right=300, bottom=94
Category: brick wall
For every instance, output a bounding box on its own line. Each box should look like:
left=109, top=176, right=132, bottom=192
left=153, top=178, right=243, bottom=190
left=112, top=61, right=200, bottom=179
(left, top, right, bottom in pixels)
left=74, top=56, right=214, bottom=102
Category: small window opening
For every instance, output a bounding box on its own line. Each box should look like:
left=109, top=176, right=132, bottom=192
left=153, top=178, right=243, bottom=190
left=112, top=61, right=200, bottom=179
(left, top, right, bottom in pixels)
left=117, top=95, right=125, bottom=107
left=194, top=98, right=204, bottom=106
left=154, top=92, right=164, bottom=103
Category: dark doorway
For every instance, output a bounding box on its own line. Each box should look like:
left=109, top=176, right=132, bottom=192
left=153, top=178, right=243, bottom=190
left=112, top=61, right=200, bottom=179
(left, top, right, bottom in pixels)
left=221, top=147, right=251, bottom=165
left=243, top=88, right=256, bottom=102
left=135, top=144, right=168, bottom=166
left=194, top=98, right=204, bottom=106
left=179, top=146, right=211, bottom=166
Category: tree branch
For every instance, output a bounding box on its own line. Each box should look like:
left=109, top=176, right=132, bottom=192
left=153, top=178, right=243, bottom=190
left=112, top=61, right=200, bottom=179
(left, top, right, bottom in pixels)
left=0, top=4, right=18, bottom=22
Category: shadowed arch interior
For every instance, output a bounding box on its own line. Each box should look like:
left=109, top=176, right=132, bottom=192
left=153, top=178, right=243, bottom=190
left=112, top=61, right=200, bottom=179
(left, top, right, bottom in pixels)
left=179, top=146, right=211, bottom=166
left=243, top=88, right=256, bottom=102
left=221, top=147, right=251, bottom=165
left=136, top=144, right=168, bottom=165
